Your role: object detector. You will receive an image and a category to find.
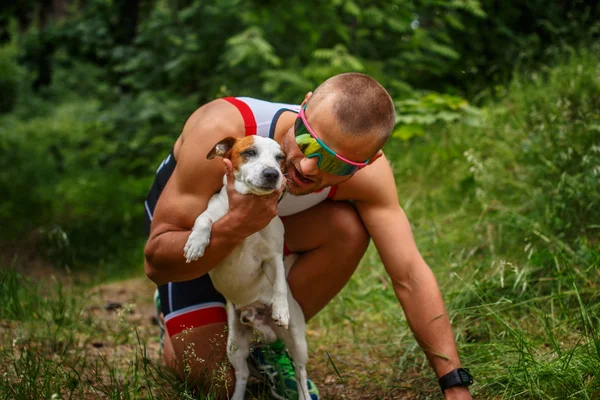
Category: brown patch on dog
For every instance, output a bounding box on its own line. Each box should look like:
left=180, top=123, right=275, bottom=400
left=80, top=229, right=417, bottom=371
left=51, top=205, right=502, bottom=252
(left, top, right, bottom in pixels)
left=229, top=136, right=256, bottom=173
left=206, top=136, right=286, bottom=176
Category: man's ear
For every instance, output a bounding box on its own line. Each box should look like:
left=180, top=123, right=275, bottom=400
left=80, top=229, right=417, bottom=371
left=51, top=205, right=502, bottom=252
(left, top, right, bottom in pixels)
left=207, top=137, right=236, bottom=160
left=367, top=150, right=383, bottom=165
left=300, top=91, right=313, bottom=108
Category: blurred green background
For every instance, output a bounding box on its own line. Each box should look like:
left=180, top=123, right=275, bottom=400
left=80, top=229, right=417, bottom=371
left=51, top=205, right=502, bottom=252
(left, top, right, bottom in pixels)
left=0, top=0, right=598, bottom=270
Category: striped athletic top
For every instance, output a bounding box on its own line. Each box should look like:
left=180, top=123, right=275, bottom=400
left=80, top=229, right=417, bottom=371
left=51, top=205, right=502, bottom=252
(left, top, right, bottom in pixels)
left=222, top=97, right=338, bottom=217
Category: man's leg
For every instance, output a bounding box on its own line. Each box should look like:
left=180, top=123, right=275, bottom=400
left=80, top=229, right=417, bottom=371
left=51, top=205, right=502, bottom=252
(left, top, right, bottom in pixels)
left=163, top=321, right=234, bottom=396
left=283, top=199, right=370, bottom=320
left=157, top=277, right=234, bottom=398
left=158, top=199, right=368, bottom=395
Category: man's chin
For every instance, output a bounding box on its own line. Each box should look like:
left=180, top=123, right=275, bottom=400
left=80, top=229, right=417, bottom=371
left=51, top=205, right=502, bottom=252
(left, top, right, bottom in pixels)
left=285, top=181, right=320, bottom=196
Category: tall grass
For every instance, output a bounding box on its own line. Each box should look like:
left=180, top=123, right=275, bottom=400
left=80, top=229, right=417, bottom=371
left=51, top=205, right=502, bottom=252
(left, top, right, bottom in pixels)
left=0, top=268, right=175, bottom=399
left=312, top=47, right=600, bottom=398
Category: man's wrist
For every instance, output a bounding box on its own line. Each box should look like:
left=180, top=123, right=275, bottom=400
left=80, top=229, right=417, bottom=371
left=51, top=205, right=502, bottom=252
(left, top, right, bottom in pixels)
left=213, top=213, right=247, bottom=245
left=438, top=368, right=473, bottom=398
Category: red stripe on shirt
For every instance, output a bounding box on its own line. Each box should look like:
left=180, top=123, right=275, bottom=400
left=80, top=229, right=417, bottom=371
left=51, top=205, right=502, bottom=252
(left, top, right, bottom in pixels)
left=279, top=216, right=292, bottom=255
left=283, top=242, right=292, bottom=256
left=222, top=97, right=257, bottom=136
left=327, top=185, right=338, bottom=200
left=165, top=306, right=227, bottom=336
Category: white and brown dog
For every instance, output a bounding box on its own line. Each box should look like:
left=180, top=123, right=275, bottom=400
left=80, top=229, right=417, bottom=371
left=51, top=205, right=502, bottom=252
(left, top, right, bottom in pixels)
left=183, top=135, right=311, bottom=400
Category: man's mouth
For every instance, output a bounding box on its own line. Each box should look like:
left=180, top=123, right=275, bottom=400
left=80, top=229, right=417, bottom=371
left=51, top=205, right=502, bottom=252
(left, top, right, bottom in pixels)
left=289, top=166, right=314, bottom=187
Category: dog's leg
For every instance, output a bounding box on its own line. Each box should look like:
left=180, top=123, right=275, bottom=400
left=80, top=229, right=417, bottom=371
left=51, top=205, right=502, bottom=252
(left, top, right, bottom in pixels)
left=227, top=303, right=252, bottom=400
left=184, top=189, right=228, bottom=262
left=276, top=295, right=311, bottom=400
left=266, top=256, right=290, bottom=329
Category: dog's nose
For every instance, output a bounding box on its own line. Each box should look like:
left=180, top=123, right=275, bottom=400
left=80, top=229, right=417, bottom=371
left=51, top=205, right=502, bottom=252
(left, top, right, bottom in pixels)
left=262, top=167, right=280, bottom=181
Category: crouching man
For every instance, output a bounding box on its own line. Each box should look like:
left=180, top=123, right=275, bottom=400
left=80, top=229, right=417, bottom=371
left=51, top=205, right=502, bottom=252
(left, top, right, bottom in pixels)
left=144, top=73, right=473, bottom=399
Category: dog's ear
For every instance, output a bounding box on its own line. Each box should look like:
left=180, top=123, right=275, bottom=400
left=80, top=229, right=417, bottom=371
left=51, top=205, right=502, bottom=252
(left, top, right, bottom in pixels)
left=207, top=137, right=236, bottom=160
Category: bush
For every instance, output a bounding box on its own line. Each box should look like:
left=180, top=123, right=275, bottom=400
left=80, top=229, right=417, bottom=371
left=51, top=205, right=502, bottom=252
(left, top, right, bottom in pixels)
left=385, top=46, right=600, bottom=308
left=0, top=44, right=23, bottom=113
left=0, top=99, right=175, bottom=265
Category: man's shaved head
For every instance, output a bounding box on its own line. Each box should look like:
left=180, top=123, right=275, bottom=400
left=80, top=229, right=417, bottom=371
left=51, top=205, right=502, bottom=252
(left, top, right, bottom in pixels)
left=307, top=73, right=396, bottom=152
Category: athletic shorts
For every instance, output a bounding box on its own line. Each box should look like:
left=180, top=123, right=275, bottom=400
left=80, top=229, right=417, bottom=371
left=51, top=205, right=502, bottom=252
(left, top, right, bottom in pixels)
left=144, top=151, right=292, bottom=336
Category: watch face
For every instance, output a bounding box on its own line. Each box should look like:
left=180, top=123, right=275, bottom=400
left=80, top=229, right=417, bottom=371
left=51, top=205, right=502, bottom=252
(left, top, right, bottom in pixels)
left=459, top=369, right=472, bottom=384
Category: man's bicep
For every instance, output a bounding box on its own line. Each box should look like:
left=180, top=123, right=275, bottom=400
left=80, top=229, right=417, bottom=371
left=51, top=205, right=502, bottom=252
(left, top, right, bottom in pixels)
left=149, top=183, right=210, bottom=239
left=149, top=130, right=233, bottom=237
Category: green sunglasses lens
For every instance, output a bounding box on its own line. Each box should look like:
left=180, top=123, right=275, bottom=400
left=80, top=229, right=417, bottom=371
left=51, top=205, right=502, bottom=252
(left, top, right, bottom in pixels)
left=294, top=118, right=359, bottom=176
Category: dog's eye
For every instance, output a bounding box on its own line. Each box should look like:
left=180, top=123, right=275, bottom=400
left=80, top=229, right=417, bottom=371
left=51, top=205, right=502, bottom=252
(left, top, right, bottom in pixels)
left=242, top=149, right=257, bottom=157
left=275, top=154, right=285, bottom=161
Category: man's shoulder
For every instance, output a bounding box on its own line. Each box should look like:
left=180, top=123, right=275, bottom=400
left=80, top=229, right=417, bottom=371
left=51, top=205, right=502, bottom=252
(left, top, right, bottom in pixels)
left=335, top=153, right=398, bottom=204
left=180, top=98, right=247, bottom=143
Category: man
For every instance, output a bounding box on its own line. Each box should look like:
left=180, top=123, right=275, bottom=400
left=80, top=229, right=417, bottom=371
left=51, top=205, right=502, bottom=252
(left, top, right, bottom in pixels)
left=144, top=73, right=473, bottom=399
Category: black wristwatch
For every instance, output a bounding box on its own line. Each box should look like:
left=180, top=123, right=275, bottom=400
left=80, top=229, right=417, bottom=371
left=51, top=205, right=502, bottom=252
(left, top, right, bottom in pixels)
left=438, top=368, right=473, bottom=392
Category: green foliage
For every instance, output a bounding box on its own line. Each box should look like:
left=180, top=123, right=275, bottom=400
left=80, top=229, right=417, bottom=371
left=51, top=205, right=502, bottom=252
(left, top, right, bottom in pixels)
left=0, top=99, right=163, bottom=263
left=463, top=50, right=600, bottom=262
left=391, top=48, right=600, bottom=297
left=0, top=44, right=23, bottom=113
left=0, top=269, right=76, bottom=324
left=449, top=0, right=600, bottom=97
left=393, top=93, right=482, bottom=140
left=1, top=0, right=599, bottom=270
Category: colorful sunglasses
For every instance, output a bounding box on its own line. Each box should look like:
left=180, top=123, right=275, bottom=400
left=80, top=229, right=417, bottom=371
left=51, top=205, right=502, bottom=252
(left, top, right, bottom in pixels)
left=294, top=105, right=369, bottom=176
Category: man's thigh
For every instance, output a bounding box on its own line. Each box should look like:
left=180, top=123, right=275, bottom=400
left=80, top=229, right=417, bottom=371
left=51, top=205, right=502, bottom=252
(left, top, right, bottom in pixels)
left=282, top=199, right=368, bottom=254
left=281, top=199, right=370, bottom=319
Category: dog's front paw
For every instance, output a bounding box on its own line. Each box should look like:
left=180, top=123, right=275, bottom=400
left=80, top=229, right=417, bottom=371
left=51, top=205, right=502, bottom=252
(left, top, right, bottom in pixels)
left=184, top=230, right=210, bottom=262
left=271, top=302, right=290, bottom=329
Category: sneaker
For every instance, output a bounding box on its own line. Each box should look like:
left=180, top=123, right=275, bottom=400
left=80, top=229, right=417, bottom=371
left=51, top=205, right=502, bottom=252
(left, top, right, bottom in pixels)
left=248, top=339, right=319, bottom=400
left=153, top=289, right=165, bottom=351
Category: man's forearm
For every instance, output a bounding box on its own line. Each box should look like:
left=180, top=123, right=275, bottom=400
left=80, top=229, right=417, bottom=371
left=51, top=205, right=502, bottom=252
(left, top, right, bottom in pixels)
left=144, top=213, right=244, bottom=285
left=394, top=260, right=462, bottom=378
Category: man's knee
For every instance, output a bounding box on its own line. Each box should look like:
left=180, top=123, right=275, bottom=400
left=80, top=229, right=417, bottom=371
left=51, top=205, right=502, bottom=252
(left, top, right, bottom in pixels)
left=328, top=202, right=370, bottom=255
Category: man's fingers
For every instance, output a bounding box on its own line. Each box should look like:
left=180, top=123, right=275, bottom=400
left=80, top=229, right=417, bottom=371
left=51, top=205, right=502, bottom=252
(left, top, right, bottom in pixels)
left=223, top=159, right=234, bottom=187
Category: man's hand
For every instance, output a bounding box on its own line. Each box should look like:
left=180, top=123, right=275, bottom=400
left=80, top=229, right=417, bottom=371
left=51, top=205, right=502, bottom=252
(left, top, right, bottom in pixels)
left=222, top=159, right=282, bottom=239
left=444, top=386, right=472, bottom=399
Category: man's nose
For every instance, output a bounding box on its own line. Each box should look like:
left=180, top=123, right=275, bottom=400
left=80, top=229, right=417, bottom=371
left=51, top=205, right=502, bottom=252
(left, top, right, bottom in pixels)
left=299, top=157, right=319, bottom=176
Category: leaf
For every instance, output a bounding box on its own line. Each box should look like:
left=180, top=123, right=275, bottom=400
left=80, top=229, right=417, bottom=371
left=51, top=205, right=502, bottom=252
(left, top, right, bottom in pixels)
left=343, top=0, right=361, bottom=17
left=427, top=42, right=460, bottom=60
left=392, top=124, right=425, bottom=140
left=387, top=18, right=409, bottom=32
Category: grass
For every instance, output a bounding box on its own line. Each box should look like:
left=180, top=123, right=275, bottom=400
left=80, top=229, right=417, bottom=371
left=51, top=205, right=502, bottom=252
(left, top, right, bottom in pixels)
left=1, top=47, right=600, bottom=399
left=0, top=269, right=165, bottom=400
left=310, top=47, right=600, bottom=398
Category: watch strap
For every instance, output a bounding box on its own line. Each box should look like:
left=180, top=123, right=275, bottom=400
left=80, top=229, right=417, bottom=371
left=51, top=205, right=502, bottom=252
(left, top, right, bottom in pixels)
left=438, top=368, right=473, bottom=392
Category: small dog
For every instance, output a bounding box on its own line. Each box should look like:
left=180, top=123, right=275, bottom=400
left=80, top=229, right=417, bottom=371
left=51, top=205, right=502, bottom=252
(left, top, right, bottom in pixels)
left=184, top=135, right=311, bottom=400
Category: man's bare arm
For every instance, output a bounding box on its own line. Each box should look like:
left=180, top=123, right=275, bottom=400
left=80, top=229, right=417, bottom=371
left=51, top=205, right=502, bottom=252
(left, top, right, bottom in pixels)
left=337, top=156, right=471, bottom=398
left=144, top=101, right=280, bottom=286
